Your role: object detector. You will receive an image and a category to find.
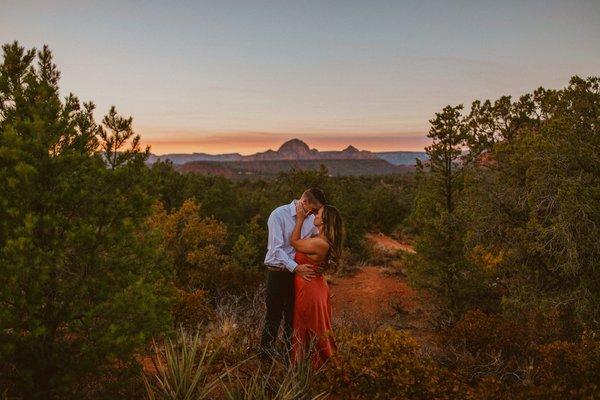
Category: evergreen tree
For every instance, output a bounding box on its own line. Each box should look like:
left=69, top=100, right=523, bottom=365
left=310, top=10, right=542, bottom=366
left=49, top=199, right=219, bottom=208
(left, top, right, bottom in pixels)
left=424, top=105, right=467, bottom=213
left=461, top=76, right=600, bottom=330
left=0, top=42, right=173, bottom=399
left=408, top=105, right=492, bottom=318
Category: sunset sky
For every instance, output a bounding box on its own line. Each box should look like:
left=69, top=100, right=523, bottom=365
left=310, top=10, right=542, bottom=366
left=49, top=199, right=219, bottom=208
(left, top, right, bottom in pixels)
left=2, top=1, right=599, bottom=154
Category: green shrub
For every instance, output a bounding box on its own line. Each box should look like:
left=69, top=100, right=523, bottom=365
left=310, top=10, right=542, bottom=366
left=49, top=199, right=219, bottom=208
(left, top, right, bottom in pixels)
left=172, top=289, right=215, bottom=330
left=322, top=328, right=466, bottom=399
left=522, top=335, right=600, bottom=399
left=465, top=335, right=600, bottom=399
left=443, top=308, right=581, bottom=384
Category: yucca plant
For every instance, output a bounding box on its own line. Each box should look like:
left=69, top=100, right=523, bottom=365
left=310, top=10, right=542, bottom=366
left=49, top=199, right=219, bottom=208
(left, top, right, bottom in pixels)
left=221, top=350, right=328, bottom=400
left=143, top=327, right=224, bottom=400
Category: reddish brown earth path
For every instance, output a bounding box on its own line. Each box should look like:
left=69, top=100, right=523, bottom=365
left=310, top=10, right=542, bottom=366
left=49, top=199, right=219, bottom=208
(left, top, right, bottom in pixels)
left=329, top=234, right=418, bottom=329
left=365, top=232, right=416, bottom=254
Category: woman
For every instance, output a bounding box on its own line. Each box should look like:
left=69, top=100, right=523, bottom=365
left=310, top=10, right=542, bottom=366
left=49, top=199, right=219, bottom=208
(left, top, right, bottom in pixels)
left=290, top=201, right=343, bottom=368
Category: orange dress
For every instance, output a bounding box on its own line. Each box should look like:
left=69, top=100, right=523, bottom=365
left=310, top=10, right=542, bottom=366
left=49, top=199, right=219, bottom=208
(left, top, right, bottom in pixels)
left=291, top=251, right=336, bottom=368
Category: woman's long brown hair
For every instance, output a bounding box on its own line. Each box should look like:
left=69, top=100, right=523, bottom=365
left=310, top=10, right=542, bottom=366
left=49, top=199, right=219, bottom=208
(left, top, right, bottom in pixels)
left=322, top=205, right=344, bottom=273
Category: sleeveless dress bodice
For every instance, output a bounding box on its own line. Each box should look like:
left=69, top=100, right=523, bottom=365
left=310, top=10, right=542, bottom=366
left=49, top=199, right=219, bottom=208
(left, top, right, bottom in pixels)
left=294, top=251, right=322, bottom=272
left=292, top=251, right=336, bottom=368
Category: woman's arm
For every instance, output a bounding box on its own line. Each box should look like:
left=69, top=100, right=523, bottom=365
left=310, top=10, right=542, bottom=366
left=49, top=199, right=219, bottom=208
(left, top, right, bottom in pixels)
left=291, top=202, right=328, bottom=256
left=292, top=236, right=328, bottom=256
left=290, top=203, right=306, bottom=244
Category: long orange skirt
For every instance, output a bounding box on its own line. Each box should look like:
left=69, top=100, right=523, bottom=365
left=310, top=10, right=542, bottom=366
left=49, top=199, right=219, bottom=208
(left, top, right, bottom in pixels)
left=291, top=252, right=336, bottom=368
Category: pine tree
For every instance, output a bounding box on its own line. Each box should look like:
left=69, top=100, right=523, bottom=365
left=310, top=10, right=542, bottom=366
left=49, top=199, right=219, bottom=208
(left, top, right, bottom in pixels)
left=408, top=105, right=492, bottom=318
left=424, top=104, right=467, bottom=213
left=0, top=42, right=173, bottom=399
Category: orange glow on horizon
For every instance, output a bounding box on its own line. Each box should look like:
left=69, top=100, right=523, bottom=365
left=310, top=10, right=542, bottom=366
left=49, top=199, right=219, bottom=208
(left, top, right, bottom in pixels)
left=139, top=130, right=431, bottom=155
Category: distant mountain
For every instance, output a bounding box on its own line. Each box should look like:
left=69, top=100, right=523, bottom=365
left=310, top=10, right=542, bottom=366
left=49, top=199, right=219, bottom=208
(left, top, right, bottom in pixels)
left=374, top=151, right=428, bottom=166
left=147, top=152, right=243, bottom=164
left=243, top=139, right=378, bottom=161
left=148, top=138, right=426, bottom=165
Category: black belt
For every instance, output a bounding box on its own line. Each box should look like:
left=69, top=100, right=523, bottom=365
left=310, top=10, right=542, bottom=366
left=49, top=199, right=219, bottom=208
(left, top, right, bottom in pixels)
left=266, top=265, right=288, bottom=272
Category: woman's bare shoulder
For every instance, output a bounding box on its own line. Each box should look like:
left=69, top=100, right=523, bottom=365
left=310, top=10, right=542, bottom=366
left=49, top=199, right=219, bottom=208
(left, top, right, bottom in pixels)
left=310, top=235, right=329, bottom=245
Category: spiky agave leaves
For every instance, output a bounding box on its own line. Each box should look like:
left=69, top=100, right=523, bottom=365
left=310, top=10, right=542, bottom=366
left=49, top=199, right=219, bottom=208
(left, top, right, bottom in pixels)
left=143, top=327, right=224, bottom=400
left=221, top=341, right=328, bottom=400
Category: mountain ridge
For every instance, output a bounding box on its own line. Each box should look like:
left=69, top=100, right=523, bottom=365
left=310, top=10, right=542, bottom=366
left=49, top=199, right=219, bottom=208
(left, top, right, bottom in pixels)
left=147, top=138, right=428, bottom=165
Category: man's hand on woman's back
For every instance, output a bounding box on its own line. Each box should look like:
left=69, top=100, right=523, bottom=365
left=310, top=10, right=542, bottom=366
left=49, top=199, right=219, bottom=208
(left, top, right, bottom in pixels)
left=295, top=264, right=316, bottom=281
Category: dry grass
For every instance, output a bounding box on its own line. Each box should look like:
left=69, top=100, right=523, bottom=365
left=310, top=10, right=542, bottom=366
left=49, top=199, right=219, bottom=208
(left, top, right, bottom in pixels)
left=143, top=290, right=330, bottom=400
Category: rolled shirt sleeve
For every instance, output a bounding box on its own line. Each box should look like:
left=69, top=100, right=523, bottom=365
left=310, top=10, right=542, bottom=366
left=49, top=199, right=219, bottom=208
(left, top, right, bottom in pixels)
left=265, top=210, right=298, bottom=272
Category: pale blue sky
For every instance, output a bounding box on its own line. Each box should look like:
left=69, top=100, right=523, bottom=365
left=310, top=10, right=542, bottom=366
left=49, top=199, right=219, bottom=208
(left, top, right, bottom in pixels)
left=1, top=0, right=599, bottom=153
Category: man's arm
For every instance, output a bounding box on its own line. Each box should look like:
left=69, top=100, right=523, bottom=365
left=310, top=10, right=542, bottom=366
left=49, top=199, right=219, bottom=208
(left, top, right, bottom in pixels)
left=266, top=211, right=298, bottom=272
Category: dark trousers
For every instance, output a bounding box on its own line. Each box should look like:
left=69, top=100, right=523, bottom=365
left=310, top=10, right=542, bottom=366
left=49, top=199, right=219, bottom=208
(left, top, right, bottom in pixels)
left=260, top=270, right=295, bottom=356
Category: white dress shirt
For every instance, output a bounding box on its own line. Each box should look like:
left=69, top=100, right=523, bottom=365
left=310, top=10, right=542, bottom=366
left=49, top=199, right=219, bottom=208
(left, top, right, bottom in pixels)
left=264, top=200, right=318, bottom=272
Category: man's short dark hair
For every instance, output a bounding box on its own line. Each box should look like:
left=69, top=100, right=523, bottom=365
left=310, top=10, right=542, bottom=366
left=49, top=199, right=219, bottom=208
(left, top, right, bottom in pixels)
left=305, top=187, right=327, bottom=206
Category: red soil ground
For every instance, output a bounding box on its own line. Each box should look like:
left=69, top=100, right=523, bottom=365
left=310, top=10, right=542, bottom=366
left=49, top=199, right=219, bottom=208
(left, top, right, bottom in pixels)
left=365, top=232, right=416, bottom=254
left=330, top=234, right=417, bottom=327
left=330, top=266, right=416, bottom=326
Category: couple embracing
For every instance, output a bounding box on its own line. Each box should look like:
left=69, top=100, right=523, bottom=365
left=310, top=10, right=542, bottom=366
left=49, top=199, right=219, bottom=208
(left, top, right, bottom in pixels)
left=259, top=188, right=343, bottom=368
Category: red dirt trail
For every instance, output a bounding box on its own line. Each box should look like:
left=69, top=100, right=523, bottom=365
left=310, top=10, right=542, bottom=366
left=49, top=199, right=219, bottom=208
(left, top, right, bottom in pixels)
left=330, top=235, right=417, bottom=326
left=365, top=232, right=416, bottom=254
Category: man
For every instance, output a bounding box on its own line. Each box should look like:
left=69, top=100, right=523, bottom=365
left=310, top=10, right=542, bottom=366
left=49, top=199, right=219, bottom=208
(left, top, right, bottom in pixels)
left=260, top=187, right=327, bottom=359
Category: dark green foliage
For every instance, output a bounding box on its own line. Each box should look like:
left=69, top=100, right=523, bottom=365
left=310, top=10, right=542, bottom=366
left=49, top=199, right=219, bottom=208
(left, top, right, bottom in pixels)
left=146, top=164, right=416, bottom=264
left=231, top=216, right=267, bottom=269
left=407, top=104, right=492, bottom=320
left=410, top=76, right=600, bottom=330
left=424, top=104, right=467, bottom=213
left=0, top=42, right=173, bottom=399
left=146, top=160, right=190, bottom=211
left=409, top=76, right=600, bottom=396
left=461, top=77, right=600, bottom=330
